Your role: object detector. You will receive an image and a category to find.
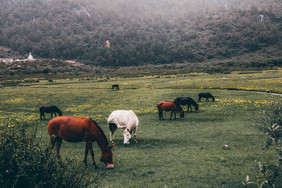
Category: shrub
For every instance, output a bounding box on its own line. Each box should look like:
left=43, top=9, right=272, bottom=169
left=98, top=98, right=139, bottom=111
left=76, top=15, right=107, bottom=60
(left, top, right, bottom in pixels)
left=243, top=102, right=281, bottom=187
left=0, top=123, right=101, bottom=188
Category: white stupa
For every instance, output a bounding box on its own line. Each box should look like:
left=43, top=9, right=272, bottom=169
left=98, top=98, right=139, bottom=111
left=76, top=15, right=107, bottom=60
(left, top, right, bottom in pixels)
left=28, top=52, right=34, bottom=60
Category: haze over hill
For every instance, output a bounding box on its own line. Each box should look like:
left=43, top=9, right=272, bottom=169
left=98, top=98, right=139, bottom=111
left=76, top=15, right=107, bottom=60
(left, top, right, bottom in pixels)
left=0, top=0, right=281, bottom=67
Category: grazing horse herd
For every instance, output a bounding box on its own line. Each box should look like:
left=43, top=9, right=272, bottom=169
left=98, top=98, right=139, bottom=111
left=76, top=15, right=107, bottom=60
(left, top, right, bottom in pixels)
left=42, top=89, right=215, bottom=169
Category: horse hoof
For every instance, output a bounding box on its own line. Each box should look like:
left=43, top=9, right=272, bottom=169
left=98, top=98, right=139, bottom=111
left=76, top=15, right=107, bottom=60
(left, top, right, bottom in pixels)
left=106, top=164, right=114, bottom=169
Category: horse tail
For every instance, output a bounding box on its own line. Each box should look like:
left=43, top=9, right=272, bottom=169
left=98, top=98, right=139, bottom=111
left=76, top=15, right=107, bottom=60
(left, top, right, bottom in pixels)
left=157, top=103, right=163, bottom=120
left=174, top=102, right=182, bottom=109
left=174, top=97, right=180, bottom=105
left=157, top=103, right=161, bottom=113
left=198, top=93, right=202, bottom=101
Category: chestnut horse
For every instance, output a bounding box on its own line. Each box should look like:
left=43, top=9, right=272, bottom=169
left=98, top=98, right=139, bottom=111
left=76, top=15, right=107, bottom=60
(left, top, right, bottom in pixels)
left=174, top=97, right=199, bottom=112
left=157, top=101, right=184, bottom=120
left=47, top=116, right=115, bottom=169
left=40, top=105, right=62, bottom=120
left=198, top=92, right=215, bottom=102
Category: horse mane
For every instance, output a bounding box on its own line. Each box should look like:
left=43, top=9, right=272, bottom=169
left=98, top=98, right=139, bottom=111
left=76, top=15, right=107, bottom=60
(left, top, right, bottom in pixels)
left=189, top=98, right=198, bottom=106
left=89, top=118, right=109, bottom=146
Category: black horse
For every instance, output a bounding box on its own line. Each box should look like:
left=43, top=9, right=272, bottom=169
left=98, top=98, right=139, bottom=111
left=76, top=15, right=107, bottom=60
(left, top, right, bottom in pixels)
left=40, top=105, right=62, bottom=120
left=174, top=97, right=199, bottom=112
left=198, top=93, right=215, bottom=102
left=112, top=84, right=119, bottom=90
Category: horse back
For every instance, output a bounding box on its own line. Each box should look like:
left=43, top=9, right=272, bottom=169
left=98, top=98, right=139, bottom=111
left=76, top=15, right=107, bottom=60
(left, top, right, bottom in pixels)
left=47, top=116, right=96, bottom=142
left=40, top=105, right=62, bottom=114
left=157, top=101, right=176, bottom=111
left=108, top=110, right=138, bottom=128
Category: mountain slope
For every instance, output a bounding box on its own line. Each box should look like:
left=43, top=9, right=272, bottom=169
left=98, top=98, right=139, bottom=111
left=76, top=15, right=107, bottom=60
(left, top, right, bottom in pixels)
left=0, top=0, right=281, bottom=67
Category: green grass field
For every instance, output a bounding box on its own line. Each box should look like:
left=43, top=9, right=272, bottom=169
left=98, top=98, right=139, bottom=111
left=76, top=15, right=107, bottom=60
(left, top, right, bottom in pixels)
left=0, top=69, right=281, bottom=187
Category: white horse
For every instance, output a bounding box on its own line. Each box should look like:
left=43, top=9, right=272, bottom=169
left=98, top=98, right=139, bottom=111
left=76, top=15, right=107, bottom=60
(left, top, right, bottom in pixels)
left=107, top=110, right=139, bottom=145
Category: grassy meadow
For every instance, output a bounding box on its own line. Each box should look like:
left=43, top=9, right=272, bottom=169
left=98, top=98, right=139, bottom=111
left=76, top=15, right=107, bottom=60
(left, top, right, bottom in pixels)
left=0, top=69, right=281, bottom=187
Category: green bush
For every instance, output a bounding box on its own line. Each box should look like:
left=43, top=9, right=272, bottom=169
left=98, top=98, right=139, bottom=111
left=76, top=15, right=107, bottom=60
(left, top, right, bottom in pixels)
left=0, top=123, right=101, bottom=188
left=243, top=102, right=281, bottom=187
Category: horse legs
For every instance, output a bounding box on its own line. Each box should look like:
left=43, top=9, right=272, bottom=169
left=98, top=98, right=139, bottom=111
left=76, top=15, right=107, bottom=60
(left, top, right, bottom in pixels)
left=84, top=140, right=97, bottom=168
left=83, top=141, right=89, bottom=165
left=158, top=109, right=164, bottom=120
left=110, top=130, right=117, bottom=143
left=109, top=123, right=117, bottom=143
left=51, top=136, right=62, bottom=159
left=187, top=104, right=192, bottom=112
left=170, top=110, right=176, bottom=120
left=40, top=111, right=46, bottom=120
left=189, top=105, right=192, bottom=112
left=133, top=127, right=138, bottom=143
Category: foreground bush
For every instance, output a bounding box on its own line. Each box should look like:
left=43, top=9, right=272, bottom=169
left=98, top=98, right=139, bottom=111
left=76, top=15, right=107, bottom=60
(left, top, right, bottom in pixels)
left=243, top=102, right=281, bottom=187
left=0, top=123, right=100, bottom=188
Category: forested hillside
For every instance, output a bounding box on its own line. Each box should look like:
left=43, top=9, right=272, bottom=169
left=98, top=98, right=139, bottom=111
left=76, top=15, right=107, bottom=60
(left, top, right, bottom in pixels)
left=0, top=0, right=281, bottom=67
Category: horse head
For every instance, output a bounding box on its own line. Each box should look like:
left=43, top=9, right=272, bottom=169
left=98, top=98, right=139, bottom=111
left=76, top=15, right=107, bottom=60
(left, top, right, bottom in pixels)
left=100, top=144, right=115, bottom=169
left=123, top=128, right=132, bottom=145
left=175, top=103, right=184, bottom=119
left=179, top=111, right=184, bottom=119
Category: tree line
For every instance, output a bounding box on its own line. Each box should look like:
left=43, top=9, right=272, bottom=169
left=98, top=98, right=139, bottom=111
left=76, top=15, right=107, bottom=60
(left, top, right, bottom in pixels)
left=0, top=0, right=281, bottom=67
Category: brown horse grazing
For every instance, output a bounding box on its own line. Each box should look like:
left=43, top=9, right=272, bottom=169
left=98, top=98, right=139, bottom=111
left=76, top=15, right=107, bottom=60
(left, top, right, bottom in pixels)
left=112, top=84, right=119, bottom=90
left=47, top=116, right=115, bottom=169
left=40, top=105, right=62, bottom=120
left=157, top=101, right=184, bottom=120
left=174, top=97, right=199, bottom=112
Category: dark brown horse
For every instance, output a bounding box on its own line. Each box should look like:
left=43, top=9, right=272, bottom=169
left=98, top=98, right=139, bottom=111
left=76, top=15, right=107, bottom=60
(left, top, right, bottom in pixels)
left=112, top=84, right=119, bottom=90
left=174, top=97, right=199, bottom=112
left=157, top=101, right=184, bottom=120
left=47, top=116, right=115, bottom=169
left=40, top=105, right=62, bottom=120
left=198, top=92, right=215, bottom=102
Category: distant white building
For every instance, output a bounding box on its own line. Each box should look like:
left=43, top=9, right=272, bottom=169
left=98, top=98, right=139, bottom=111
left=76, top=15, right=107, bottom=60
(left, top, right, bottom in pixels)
left=260, top=14, right=264, bottom=22
left=28, top=52, right=33, bottom=60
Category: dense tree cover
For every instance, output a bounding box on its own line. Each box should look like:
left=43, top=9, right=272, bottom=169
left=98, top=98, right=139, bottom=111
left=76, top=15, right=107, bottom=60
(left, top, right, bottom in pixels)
left=0, top=0, right=281, bottom=67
